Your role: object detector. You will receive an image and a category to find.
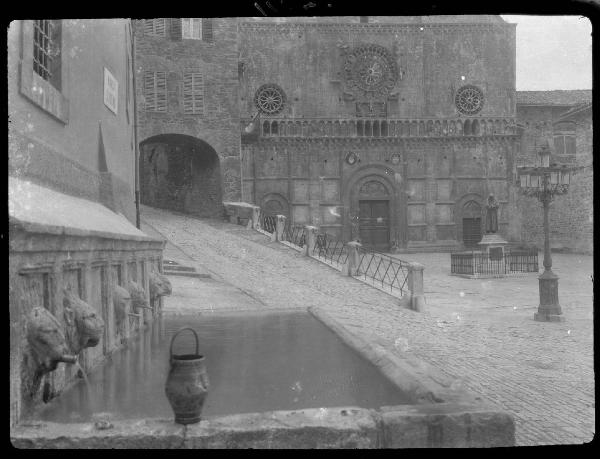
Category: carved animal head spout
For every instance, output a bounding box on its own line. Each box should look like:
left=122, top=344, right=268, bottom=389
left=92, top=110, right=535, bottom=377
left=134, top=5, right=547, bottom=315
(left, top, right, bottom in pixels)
left=26, top=307, right=77, bottom=374
left=113, top=285, right=131, bottom=325
left=149, top=271, right=172, bottom=301
left=128, top=280, right=151, bottom=311
left=63, top=289, right=105, bottom=355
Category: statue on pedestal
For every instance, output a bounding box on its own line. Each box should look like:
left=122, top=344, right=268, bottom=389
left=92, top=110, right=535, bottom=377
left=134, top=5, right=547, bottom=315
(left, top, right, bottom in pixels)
left=485, top=195, right=499, bottom=234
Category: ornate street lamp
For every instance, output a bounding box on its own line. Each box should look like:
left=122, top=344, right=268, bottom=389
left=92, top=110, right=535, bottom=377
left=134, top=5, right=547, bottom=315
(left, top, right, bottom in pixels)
left=516, top=141, right=574, bottom=322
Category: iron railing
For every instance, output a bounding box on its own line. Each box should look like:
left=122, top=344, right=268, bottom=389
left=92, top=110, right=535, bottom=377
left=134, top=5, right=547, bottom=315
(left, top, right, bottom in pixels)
left=450, top=249, right=539, bottom=276
left=312, top=232, right=350, bottom=268
left=257, top=208, right=276, bottom=234
left=355, top=247, right=410, bottom=296
left=282, top=221, right=306, bottom=249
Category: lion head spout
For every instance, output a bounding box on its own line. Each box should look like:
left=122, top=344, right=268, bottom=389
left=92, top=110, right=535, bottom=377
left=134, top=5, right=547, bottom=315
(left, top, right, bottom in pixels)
left=63, top=289, right=105, bottom=355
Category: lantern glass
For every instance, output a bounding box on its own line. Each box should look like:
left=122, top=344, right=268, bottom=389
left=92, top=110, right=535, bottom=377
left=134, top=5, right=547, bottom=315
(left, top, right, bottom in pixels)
left=561, top=171, right=570, bottom=185
left=550, top=171, right=559, bottom=185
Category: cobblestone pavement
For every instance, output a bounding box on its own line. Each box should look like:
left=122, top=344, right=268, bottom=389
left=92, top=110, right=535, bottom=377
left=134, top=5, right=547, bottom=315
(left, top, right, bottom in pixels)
left=141, top=205, right=595, bottom=446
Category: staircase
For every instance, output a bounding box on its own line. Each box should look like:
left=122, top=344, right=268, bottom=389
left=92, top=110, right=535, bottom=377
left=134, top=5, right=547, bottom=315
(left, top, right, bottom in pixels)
left=162, top=259, right=210, bottom=279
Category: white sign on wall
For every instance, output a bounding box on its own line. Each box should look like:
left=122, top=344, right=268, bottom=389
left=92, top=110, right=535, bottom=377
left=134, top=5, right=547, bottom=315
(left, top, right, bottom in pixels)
left=103, top=67, right=119, bottom=114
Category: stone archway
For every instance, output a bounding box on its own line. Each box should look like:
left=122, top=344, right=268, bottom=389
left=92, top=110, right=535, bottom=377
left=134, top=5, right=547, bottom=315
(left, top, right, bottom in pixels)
left=140, top=134, right=222, bottom=217
left=342, top=165, right=402, bottom=251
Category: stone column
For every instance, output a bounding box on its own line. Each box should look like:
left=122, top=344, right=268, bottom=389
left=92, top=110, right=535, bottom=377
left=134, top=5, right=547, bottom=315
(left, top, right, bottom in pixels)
left=303, top=225, right=318, bottom=257
left=343, top=241, right=362, bottom=276
left=400, top=262, right=426, bottom=312
left=271, top=214, right=287, bottom=242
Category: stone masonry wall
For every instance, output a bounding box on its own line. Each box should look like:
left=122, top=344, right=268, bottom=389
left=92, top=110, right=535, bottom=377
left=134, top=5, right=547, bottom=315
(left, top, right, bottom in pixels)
left=515, top=106, right=593, bottom=253
left=134, top=19, right=241, bottom=204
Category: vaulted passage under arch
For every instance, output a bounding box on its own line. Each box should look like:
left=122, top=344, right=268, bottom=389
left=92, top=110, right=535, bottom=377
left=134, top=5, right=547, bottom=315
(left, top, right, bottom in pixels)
left=140, top=134, right=222, bottom=217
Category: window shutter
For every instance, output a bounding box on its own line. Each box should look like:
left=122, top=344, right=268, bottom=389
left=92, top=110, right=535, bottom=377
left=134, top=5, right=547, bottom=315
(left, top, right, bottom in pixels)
left=170, top=18, right=182, bottom=40
left=145, top=19, right=166, bottom=36
left=202, top=19, right=213, bottom=41
left=144, top=71, right=167, bottom=112
left=183, top=72, right=203, bottom=114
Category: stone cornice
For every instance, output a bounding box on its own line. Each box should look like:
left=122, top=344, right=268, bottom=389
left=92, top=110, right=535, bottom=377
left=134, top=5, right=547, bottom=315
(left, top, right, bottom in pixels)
left=239, top=22, right=515, bottom=34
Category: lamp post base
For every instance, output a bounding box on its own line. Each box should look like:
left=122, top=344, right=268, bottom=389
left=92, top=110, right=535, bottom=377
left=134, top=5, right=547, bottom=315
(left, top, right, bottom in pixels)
left=534, top=312, right=565, bottom=322
left=534, top=269, right=564, bottom=322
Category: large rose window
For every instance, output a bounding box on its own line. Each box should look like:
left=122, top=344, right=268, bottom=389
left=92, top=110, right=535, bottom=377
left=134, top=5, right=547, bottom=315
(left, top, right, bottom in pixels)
left=343, top=44, right=398, bottom=99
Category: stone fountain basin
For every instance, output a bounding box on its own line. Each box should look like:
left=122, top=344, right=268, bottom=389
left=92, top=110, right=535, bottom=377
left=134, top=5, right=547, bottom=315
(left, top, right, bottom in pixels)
left=11, top=307, right=515, bottom=448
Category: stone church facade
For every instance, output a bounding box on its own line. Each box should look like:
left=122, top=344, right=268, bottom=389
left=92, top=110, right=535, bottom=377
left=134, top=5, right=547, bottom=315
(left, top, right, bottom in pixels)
left=239, top=16, right=517, bottom=252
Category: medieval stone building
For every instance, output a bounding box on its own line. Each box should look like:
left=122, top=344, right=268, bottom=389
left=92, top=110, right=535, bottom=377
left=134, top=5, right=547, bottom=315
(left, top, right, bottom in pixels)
left=134, top=16, right=591, bottom=253
left=515, top=90, right=593, bottom=253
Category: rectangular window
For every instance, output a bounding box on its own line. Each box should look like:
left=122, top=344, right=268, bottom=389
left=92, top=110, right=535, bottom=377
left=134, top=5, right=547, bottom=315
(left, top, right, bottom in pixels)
left=103, top=67, right=119, bottom=114
left=33, top=19, right=61, bottom=90
left=182, top=18, right=202, bottom=39
left=554, top=136, right=565, bottom=155
left=144, top=19, right=166, bottom=36
left=183, top=72, right=204, bottom=114
left=202, top=19, right=213, bottom=41
left=144, top=71, right=167, bottom=112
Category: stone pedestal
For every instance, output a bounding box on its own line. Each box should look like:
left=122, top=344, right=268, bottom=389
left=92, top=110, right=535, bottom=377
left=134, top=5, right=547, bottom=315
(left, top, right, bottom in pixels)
left=478, top=233, right=509, bottom=259
left=303, top=225, right=318, bottom=257
left=271, top=214, right=286, bottom=242
left=343, top=241, right=362, bottom=277
left=534, top=269, right=564, bottom=322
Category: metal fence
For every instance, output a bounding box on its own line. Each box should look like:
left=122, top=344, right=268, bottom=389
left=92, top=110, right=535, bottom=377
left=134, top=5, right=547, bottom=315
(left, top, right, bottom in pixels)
left=311, top=232, right=349, bottom=269
left=257, top=209, right=276, bottom=234
left=282, top=221, right=306, bottom=249
left=451, top=249, right=539, bottom=276
left=355, top=247, right=410, bottom=296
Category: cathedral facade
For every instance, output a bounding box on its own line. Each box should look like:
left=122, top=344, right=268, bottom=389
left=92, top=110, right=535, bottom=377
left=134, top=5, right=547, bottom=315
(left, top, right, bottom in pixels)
left=239, top=16, right=518, bottom=251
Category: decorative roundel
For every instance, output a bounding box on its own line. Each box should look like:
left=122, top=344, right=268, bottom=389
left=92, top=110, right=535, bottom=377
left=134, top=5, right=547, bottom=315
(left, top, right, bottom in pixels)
left=254, top=84, right=286, bottom=115
left=455, top=85, right=484, bottom=115
left=346, top=152, right=358, bottom=165
left=344, top=44, right=398, bottom=98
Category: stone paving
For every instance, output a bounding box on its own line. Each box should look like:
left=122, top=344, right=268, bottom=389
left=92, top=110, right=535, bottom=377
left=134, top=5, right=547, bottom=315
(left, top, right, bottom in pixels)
left=141, top=205, right=595, bottom=446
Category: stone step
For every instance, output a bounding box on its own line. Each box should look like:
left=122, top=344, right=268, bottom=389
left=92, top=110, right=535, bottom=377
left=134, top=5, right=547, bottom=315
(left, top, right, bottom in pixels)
left=163, top=265, right=197, bottom=273
left=162, top=270, right=211, bottom=279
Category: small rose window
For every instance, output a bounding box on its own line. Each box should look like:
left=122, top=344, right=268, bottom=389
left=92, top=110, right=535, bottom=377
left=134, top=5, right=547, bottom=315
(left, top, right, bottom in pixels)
left=254, top=84, right=286, bottom=115
left=455, top=85, right=484, bottom=115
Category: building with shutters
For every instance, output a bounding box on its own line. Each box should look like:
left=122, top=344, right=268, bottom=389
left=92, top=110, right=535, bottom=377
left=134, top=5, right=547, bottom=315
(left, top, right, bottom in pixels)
left=134, top=18, right=241, bottom=218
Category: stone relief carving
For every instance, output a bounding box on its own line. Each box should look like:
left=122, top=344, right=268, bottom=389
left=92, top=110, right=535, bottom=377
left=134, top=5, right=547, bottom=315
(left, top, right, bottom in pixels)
left=149, top=271, right=172, bottom=302
left=63, top=289, right=105, bottom=355
left=359, top=180, right=389, bottom=198
left=113, top=285, right=131, bottom=325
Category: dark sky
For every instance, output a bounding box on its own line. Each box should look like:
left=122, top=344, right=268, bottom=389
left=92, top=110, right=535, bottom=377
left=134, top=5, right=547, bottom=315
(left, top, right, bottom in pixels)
left=502, top=15, right=592, bottom=90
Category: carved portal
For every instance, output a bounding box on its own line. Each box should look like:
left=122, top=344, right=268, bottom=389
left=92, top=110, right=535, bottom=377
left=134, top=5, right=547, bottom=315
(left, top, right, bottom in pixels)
left=359, top=180, right=390, bottom=199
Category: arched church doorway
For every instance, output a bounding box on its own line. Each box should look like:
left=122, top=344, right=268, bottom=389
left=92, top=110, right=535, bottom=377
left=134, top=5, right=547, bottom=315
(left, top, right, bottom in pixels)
left=140, top=134, right=222, bottom=217
left=357, top=179, right=391, bottom=251
left=462, top=200, right=483, bottom=248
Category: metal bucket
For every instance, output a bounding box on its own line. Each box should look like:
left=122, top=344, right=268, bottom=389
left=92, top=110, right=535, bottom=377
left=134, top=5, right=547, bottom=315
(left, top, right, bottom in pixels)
left=164, top=327, right=209, bottom=425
